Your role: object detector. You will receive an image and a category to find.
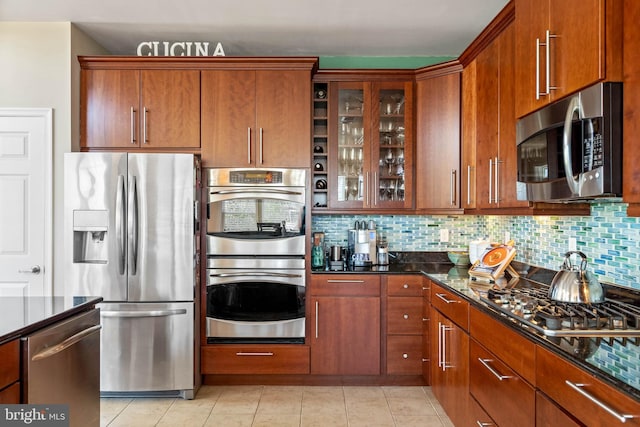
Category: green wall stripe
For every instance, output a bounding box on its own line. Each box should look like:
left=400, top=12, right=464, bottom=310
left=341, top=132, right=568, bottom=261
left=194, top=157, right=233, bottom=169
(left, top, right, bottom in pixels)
left=318, top=56, right=455, bottom=69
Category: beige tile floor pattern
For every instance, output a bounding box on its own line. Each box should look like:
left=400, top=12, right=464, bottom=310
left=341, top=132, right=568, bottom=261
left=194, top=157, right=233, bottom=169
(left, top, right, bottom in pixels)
left=101, top=385, right=454, bottom=427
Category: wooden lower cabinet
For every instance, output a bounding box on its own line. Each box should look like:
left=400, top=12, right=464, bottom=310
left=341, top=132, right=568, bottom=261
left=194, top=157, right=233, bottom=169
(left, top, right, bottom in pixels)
left=201, top=345, right=309, bottom=375
left=537, top=345, right=640, bottom=426
left=468, top=394, right=496, bottom=427
left=310, top=275, right=381, bottom=375
left=0, top=339, right=19, bottom=404
left=385, top=275, right=423, bottom=376
left=430, top=307, right=469, bottom=427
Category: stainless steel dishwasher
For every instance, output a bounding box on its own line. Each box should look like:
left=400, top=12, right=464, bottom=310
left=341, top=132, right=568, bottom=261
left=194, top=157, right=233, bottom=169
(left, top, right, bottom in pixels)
left=22, top=308, right=101, bottom=427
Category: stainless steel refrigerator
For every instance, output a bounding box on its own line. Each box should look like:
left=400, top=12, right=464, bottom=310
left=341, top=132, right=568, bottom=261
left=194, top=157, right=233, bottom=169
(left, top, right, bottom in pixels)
left=64, top=152, right=200, bottom=399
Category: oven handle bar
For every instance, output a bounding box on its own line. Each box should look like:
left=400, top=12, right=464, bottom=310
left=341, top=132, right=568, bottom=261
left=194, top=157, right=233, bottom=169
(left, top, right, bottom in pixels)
left=209, top=188, right=304, bottom=196
left=209, top=272, right=303, bottom=279
left=565, top=380, right=636, bottom=423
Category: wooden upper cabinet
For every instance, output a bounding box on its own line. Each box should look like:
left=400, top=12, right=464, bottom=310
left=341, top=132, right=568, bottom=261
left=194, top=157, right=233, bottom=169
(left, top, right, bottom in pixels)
left=461, top=60, right=477, bottom=210
left=415, top=66, right=462, bottom=213
left=201, top=69, right=311, bottom=168
left=623, top=0, right=640, bottom=215
left=475, top=24, right=529, bottom=210
left=140, top=70, right=200, bottom=149
left=514, top=0, right=622, bottom=119
left=81, top=69, right=140, bottom=149
left=81, top=68, right=200, bottom=149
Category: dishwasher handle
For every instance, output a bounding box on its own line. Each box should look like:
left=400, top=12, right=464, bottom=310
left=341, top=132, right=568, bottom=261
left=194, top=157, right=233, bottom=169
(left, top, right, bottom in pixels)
left=101, top=309, right=187, bottom=318
left=31, top=325, right=102, bottom=362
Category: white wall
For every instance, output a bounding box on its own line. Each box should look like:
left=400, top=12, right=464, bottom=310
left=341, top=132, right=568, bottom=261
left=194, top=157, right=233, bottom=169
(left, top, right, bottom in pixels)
left=0, top=22, right=108, bottom=295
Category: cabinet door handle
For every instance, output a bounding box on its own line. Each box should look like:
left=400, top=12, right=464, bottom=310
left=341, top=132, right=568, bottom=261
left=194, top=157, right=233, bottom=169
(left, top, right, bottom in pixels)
left=478, top=358, right=513, bottom=381
left=450, top=169, right=457, bottom=206
left=536, top=37, right=542, bottom=100
left=545, top=30, right=557, bottom=94
left=315, top=300, right=319, bottom=339
left=403, top=314, right=409, bottom=319
left=488, top=158, right=493, bottom=204
left=435, top=293, right=459, bottom=304
left=494, top=157, right=501, bottom=204
left=365, top=172, right=370, bottom=207
left=142, top=107, right=148, bottom=144
left=476, top=422, right=495, bottom=427
left=373, top=172, right=378, bottom=206
left=565, top=380, right=636, bottom=423
left=437, top=322, right=443, bottom=369
left=467, top=165, right=473, bottom=205
left=130, top=107, right=136, bottom=144
left=259, top=127, right=264, bottom=164
left=247, top=127, right=251, bottom=164
left=440, top=323, right=454, bottom=370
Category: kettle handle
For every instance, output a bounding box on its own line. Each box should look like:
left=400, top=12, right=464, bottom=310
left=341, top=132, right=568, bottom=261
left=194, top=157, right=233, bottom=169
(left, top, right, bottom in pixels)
left=562, top=251, right=588, bottom=271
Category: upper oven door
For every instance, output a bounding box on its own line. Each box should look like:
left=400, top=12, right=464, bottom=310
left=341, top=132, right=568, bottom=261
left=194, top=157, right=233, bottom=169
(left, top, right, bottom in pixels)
left=206, top=185, right=306, bottom=256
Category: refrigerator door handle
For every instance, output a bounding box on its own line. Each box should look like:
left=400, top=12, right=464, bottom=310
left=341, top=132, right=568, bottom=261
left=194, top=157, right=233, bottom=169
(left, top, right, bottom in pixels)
left=128, top=175, right=139, bottom=276
left=116, top=175, right=126, bottom=275
left=101, top=309, right=188, bottom=318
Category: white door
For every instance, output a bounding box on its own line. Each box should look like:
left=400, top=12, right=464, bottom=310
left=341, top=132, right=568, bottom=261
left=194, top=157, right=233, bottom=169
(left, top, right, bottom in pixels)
left=0, top=109, right=52, bottom=296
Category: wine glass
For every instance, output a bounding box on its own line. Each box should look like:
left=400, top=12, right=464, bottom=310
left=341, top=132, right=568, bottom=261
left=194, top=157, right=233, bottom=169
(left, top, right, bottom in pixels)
left=387, top=179, right=396, bottom=201
left=379, top=180, right=388, bottom=201
left=385, top=149, right=395, bottom=176
left=348, top=182, right=359, bottom=200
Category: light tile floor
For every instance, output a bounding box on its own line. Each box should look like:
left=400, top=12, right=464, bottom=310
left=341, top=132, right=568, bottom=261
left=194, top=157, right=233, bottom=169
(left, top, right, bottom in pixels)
left=101, top=385, right=454, bottom=427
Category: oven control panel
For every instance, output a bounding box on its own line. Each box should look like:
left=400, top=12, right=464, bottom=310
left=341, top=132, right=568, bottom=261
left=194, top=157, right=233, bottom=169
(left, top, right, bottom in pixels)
left=229, top=170, right=283, bottom=184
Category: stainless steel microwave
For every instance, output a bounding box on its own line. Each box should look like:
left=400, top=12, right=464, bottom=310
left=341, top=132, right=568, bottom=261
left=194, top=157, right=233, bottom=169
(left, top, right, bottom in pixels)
left=516, top=82, right=622, bottom=202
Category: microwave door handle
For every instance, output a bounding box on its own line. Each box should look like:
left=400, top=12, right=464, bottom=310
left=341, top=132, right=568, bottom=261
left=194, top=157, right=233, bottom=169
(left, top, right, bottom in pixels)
left=562, top=96, right=582, bottom=195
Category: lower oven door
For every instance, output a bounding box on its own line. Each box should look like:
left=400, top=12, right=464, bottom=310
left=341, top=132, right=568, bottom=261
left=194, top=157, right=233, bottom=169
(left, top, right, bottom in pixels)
left=206, top=258, right=305, bottom=343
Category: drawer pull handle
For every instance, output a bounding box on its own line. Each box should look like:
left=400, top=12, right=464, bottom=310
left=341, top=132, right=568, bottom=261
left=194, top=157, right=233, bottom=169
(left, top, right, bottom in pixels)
left=422, top=317, right=429, bottom=321
left=236, top=352, right=274, bottom=356
left=327, top=279, right=365, bottom=283
left=435, top=293, right=459, bottom=304
left=403, top=314, right=409, bottom=319
left=476, top=422, right=494, bottom=427
left=565, top=380, right=636, bottom=423
left=403, top=284, right=409, bottom=289
left=402, top=353, right=408, bottom=359
left=478, top=358, right=513, bottom=381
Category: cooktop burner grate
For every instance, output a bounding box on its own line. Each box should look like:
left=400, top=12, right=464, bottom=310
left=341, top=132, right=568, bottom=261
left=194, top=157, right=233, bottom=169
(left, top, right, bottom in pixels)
left=480, top=285, right=640, bottom=338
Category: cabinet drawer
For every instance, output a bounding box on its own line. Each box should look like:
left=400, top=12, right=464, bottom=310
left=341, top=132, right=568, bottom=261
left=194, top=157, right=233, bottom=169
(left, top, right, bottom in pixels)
left=387, top=297, right=423, bottom=334
left=470, top=340, right=535, bottom=427
left=0, top=340, right=19, bottom=390
left=201, top=345, right=310, bottom=375
left=386, top=335, right=423, bottom=375
left=0, top=382, right=20, bottom=404
left=311, top=274, right=380, bottom=297
left=537, top=345, right=640, bottom=426
left=469, top=306, right=536, bottom=384
left=536, top=391, right=583, bottom=427
left=387, top=275, right=422, bottom=296
left=430, top=282, right=469, bottom=331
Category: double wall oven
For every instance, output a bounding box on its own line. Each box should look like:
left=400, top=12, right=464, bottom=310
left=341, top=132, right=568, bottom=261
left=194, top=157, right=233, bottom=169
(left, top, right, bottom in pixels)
left=204, top=168, right=307, bottom=343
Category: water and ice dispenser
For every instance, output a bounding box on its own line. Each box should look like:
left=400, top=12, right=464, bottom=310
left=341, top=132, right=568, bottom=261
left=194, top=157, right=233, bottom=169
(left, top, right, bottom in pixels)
left=72, top=210, right=109, bottom=264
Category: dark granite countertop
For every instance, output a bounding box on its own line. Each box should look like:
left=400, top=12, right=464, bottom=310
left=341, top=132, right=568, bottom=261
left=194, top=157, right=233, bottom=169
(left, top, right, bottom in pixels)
left=0, top=296, right=103, bottom=345
left=424, top=264, right=640, bottom=403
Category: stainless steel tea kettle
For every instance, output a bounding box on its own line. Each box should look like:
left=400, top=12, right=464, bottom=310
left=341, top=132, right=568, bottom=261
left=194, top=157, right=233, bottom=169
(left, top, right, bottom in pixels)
left=548, top=251, right=604, bottom=304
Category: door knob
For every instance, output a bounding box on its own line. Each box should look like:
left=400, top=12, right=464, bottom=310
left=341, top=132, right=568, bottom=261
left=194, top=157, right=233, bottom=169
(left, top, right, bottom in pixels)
left=18, top=265, right=41, bottom=274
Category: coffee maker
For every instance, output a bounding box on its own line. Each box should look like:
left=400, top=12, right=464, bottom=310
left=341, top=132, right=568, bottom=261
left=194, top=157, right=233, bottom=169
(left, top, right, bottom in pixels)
left=347, top=220, right=377, bottom=268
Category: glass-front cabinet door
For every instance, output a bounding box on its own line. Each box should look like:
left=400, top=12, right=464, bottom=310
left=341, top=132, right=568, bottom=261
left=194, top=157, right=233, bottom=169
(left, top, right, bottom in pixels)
left=327, top=80, right=413, bottom=210
left=372, top=81, right=413, bottom=209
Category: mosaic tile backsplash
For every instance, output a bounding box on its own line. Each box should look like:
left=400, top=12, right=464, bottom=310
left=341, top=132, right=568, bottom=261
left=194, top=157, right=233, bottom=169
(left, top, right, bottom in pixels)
left=312, top=201, right=640, bottom=392
left=312, top=203, right=640, bottom=390
left=311, top=201, right=640, bottom=289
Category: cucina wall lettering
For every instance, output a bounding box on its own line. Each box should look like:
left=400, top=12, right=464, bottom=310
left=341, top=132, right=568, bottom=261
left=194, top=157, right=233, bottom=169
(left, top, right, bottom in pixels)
left=136, top=41, right=225, bottom=56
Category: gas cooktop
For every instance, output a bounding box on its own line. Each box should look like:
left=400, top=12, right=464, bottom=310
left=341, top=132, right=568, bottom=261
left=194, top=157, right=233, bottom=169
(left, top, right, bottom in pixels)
left=477, top=281, right=640, bottom=338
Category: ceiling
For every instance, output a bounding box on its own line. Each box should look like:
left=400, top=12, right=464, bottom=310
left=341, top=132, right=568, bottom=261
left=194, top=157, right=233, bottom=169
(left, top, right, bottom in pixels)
left=1, top=0, right=510, bottom=58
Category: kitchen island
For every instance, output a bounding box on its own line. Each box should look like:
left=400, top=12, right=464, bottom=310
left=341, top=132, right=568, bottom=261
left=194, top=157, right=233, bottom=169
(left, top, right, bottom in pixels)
left=0, top=296, right=102, bottom=426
